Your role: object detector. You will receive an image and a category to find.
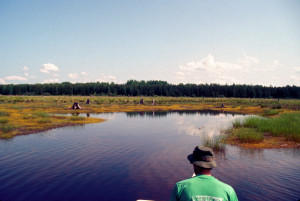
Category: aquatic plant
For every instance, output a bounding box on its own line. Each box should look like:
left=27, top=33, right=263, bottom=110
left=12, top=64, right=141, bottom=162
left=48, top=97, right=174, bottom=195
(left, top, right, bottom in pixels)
left=233, top=128, right=264, bottom=143
left=202, top=135, right=226, bottom=152
left=231, top=113, right=300, bottom=142
left=232, top=118, right=243, bottom=128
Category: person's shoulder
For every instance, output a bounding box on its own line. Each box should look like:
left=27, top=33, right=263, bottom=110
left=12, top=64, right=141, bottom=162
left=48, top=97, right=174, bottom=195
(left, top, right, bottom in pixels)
left=214, top=178, right=235, bottom=191
left=176, top=176, right=193, bottom=183
left=175, top=176, right=197, bottom=186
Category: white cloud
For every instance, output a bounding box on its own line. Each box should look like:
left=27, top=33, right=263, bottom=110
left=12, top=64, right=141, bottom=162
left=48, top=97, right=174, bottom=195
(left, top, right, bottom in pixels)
left=290, top=75, right=300, bottom=81
left=0, top=78, right=5, bottom=84
left=260, top=60, right=279, bottom=73
left=68, top=73, right=79, bottom=79
left=180, top=54, right=242, bottom=73
left=42, top=78, right=59, bottom=83
left=239, top=55, right=259, bottom=66
left=108, top=75, right=116, bottom=82
left=173, top=54, right=285, bottom=85
left=5, top=75, right=28, bottom=81
left=294, top=66, right=300, bottom=73
left=23, top=66, right=29, bottom=71
left=40, top=63, right=59, bottom=74
left=24, top=72, right=37, bottom=79
left=81, top=72, right=87, bottom=76
left=96, top=74, right=117, bottom=83
left=176, top=72, right=185, bottom=76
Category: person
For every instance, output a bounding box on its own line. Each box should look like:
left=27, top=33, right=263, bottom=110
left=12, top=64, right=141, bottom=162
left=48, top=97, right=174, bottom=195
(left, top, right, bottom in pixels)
left=169, top=146, right=238, bottom=201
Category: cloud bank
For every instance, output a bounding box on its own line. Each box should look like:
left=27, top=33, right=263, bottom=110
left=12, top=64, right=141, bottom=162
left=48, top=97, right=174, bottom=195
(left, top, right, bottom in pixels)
left=174, top=54, right=290, bottom=85
left=5, top=76, right=28, bottom=81
left=40, top=63, right=59, bottom=74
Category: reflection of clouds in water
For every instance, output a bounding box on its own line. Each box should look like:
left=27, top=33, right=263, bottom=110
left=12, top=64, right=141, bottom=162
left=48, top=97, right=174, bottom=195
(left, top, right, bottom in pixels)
left=176, top=114, right=245, bottom=137
left=95, top=112, right=116, bottom=120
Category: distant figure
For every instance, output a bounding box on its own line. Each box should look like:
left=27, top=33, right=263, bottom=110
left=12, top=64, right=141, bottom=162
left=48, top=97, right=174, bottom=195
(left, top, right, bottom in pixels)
left=152, top=99, right=155, bottom=105
left=86, top=99, right=90, bottom=104
left=140, top=98, right=144, bottom=104
left=169, top=146, right=238, bottom=201
left=70, top=102, right=82, bottom=110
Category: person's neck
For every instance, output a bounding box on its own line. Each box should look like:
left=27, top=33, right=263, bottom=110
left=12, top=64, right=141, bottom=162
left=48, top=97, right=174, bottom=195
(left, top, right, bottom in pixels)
left=195, top=169, right=212, bottom=176
left=196, top=172, right=212, bottom=176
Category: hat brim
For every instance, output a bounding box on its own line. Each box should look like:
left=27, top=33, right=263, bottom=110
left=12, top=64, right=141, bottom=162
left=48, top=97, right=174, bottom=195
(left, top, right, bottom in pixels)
left=187, top=154, right=217, bottom=169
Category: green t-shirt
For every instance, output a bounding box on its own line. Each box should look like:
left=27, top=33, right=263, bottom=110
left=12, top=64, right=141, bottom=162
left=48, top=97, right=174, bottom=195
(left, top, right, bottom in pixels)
left=169, top=175, right=238, bottom=201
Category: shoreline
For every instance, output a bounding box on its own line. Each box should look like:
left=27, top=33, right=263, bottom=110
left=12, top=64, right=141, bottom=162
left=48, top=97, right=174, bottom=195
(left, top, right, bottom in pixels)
left=0, top=96, right=299, bottom=148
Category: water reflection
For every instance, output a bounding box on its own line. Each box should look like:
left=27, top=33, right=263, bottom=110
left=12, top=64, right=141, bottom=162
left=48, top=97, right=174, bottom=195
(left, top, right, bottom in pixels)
left=0, top=111, right=299, bottom=201
left=126, top=110, right=244, bottom=118
left=239, top=148, right=265, bottom=159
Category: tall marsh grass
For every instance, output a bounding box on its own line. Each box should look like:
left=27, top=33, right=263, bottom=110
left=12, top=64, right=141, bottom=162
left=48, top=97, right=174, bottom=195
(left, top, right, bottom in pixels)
left=262, top=109, right=279, bottom=116
left=202, top=135, right=226, bottom=152
left=234, top=113, right=300, bottom=142
left=233, top=128, right=264, bottom=143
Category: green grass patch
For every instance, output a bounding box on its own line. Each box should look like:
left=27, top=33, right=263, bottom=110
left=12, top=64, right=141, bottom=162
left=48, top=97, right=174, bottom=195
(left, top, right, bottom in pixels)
left=234, top=113, right=300, bottom=142
left=0, top=118, right=9, bottom=124
left=70, top=116, right=85, bottom=121
left=262, top=109, right=279, bottom=116
left=232, top=119, right=243, bottom=128
left=11, top=105, right=24, bottom=110
left=23, top=115, right=35, bottom=120
left=233, top=128, right=264, bottom=143
left=34, top=111, right=50, bottom=118
left=202, top=135, right=226, bottom=152
left=0, top=124, right=15, bottom=133
left=37, top=118, right=51, bottom=124
left=0, top=111, right=10, bottom=117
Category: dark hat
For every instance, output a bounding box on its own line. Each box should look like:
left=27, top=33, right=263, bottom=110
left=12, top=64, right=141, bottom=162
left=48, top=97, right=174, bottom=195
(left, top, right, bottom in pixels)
left=187, top=146, right=217, bottom=168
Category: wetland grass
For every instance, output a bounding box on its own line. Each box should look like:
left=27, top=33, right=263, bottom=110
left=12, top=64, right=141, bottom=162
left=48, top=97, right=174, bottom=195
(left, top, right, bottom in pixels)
left=0, top=111, right=10, bottom=117
left=228, top=112, right=300, bottom=145
left=70, top=116, right=85, bottom=121
left=0, top=124, right=15, bottom=133
left=233, top=128, right=264, bottom=143
left=34, top=111, right=50, bottom=118
left=0, top=118, right=9, bottom=124
left=202, top=135, right=226, bottom=152
left=262, top=109, right=279, bottom=116
left=37, top=118, right=52, bottom=124
left=0, top=95, right=299, bottom=143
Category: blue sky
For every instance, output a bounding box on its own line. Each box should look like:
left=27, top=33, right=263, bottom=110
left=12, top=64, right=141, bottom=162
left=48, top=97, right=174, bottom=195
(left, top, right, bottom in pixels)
left=1, top=0, right=299, bottom=86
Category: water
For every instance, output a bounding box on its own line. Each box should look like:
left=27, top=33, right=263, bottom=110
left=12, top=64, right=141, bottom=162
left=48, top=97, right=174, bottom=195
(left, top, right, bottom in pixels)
left=0, top=111, right=299, bottom=201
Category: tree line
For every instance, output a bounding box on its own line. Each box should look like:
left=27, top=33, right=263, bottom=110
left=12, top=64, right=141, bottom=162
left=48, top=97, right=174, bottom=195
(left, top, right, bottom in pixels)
left=0, top=80, right=299, bottom=98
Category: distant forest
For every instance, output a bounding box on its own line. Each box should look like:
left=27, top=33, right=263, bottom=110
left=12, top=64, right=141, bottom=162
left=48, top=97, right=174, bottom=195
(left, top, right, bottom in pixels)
left=0, top=80, right=299, bottom=98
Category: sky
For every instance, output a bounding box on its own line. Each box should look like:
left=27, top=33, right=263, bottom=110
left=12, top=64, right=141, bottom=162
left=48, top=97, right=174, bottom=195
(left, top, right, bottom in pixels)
left=1, top=0, right=299, bottom=86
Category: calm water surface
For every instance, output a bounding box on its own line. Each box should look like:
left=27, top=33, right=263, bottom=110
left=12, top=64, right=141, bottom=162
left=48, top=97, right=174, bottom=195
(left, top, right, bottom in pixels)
left=0, top=111, right=299, bottom=201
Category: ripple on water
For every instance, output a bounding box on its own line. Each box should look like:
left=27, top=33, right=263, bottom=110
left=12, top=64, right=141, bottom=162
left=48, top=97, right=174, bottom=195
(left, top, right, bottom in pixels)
left=0, top=112, right=299, bottom=201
